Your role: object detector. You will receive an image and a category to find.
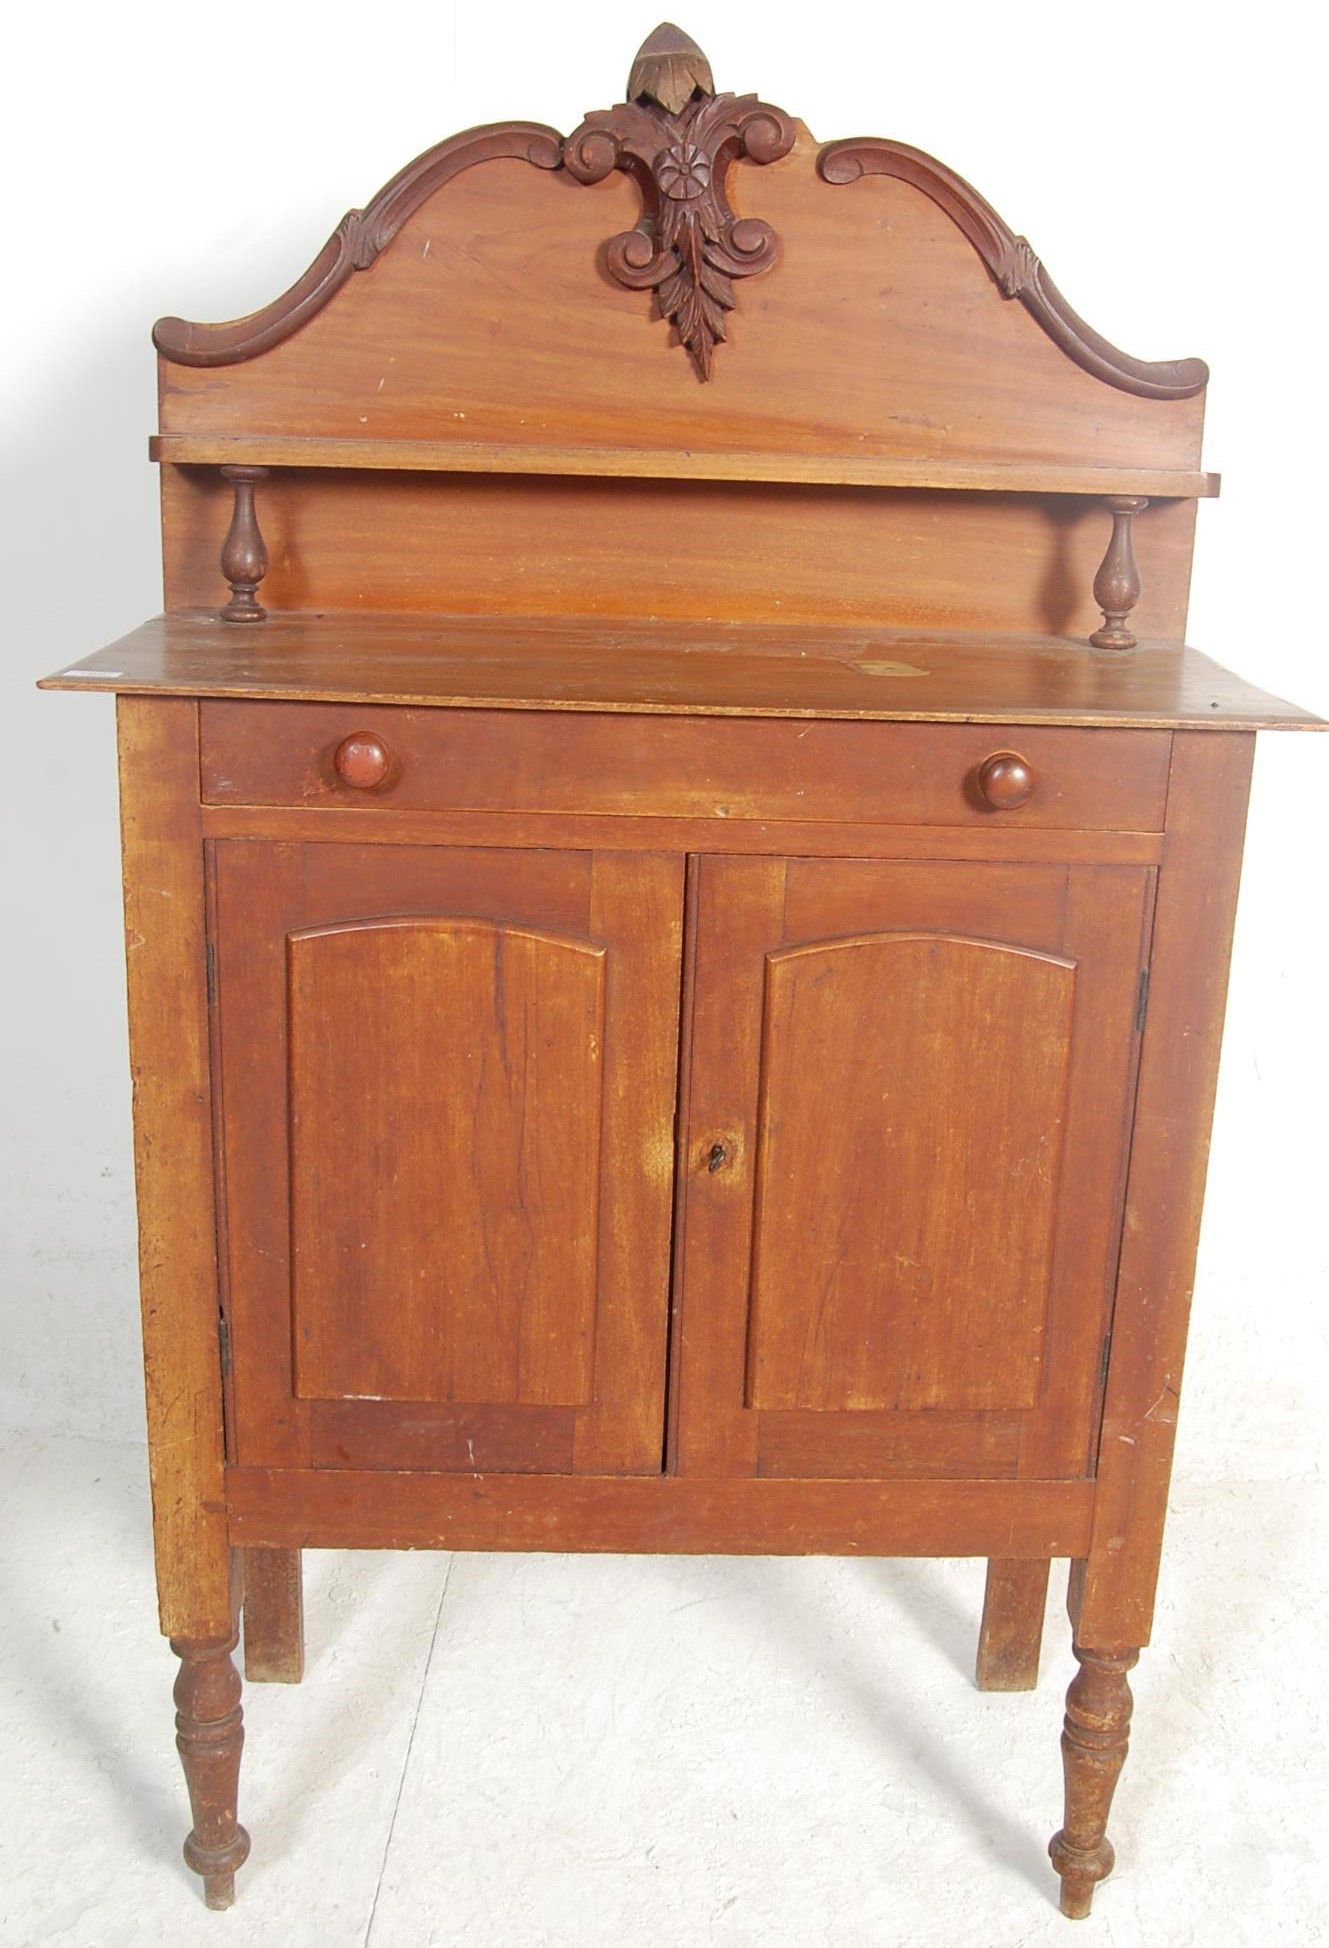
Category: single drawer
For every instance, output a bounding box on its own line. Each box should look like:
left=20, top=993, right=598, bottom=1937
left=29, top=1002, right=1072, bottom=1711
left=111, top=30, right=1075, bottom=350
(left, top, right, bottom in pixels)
left=199, top=702, right=1171, bottom=830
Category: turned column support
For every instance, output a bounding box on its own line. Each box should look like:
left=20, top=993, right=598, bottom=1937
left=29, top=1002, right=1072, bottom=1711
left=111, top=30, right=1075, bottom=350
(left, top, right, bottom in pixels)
left=170, top=1624, right=251, bottom=1908
left=1049, top=1643, right=1139, bottom=1919
left=1089, top=496, right=1147, bottom=650
left=219, top=464, right=269, bottom=622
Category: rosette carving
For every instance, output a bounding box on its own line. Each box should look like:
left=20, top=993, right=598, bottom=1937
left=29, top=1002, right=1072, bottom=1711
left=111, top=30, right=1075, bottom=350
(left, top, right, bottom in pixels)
left=564, top=24, right=794, bottom=379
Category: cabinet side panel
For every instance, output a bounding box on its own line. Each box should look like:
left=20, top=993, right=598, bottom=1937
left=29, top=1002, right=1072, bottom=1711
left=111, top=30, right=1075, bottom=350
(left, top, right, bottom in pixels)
left=1076, top=732, right=1255, bottom=1646
left=116, top=696, right=232, bottom=1637
left=747, top=934, right=1076, bottom=1412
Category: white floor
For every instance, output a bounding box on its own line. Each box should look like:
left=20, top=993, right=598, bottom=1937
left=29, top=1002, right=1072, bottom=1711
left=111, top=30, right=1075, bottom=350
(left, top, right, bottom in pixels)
left=2, top=1430, right=1325, bottom=1947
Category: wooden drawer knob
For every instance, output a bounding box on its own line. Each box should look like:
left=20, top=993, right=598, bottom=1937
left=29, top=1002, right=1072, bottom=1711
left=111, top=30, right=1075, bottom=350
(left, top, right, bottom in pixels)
left=976, top=751, right=1034, bottom=810
left=333, top=732, right=394, bottom=790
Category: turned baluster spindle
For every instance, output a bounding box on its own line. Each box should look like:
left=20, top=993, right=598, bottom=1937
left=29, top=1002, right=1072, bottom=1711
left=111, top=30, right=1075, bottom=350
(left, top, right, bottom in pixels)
left=1089, top=496, right=1147, bottom=650
left=170, top=1627, right=251, bottom=1908
left=219, top=464, right=270, bottom=622
left=1048, top=1644, right=1139, bottom=1919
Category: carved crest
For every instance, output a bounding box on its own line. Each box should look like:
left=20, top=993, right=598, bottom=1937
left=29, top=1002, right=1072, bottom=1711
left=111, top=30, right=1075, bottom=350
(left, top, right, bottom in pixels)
left=563, top=24, right=795, bottom=379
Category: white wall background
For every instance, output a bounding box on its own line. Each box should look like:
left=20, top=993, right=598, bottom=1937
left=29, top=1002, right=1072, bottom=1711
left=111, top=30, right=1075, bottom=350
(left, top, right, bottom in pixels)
left=4, top=4, right=1325, bottom=1483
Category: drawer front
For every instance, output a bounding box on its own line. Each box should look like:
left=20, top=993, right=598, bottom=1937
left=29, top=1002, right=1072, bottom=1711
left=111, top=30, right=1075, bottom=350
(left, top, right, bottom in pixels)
left=200, top=702, right=1171, bottom=830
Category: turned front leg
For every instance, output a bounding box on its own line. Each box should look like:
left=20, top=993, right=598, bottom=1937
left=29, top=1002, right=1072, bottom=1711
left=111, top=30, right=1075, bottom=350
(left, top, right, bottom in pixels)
left=1049, top=1644, right=1139, bottom=1918
left=170, top=1627, right=251, bottom=1908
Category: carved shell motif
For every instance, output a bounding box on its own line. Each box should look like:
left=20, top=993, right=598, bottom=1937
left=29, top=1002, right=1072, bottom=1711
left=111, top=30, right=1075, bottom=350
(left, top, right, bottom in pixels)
left=563, top=24, right=795, bottom=379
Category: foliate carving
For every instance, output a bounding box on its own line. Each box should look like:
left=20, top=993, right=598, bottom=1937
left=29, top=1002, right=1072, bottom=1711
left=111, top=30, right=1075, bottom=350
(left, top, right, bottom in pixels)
left=564, top=25, right=795, bottom=379
left=818, top=139, right=1208, bottom=401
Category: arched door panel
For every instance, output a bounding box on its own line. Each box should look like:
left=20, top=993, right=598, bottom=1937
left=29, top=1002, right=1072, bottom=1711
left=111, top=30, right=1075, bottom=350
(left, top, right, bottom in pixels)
left=675, top=855, right=1152, bottom=1482
left=212, top=840, right=682, bottom=1477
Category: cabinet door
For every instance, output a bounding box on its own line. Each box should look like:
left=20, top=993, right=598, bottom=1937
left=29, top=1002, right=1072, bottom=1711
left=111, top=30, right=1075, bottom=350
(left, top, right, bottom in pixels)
left=673, top=856, right=1153, bottom=1481
left=211, top=841, right=682, bottom=1476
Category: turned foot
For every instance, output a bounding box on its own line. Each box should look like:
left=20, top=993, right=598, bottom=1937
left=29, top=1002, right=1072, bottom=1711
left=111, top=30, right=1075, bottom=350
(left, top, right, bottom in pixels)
left=171, top=1628, right=251, bottom=1907
left=243, top=1547, right=305, bottom=1683
left=1049, top=1644, right=1138, bottom=1918
left=976, top=1558, right=1050, bottom=1691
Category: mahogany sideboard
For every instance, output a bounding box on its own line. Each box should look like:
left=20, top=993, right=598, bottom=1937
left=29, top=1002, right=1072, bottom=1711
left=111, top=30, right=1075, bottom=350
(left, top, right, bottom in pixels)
left=43, top=23, right=1322, bottom=1922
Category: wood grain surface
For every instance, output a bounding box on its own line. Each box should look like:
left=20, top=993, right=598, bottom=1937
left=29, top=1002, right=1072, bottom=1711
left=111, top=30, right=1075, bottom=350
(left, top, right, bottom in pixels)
left=148, top=435, right=1220, bottom=499
left=240, top=1549, right=304, bottom=1685
left=673, top=856, right=1152, bottom=1483
left=43, top=613, right=1320, bottom=728
left=1073, top=733, right=1258, bottom=1648
left=198, top=701, right=1172, bottom=830
left=976, top=1559, right=1051, bottom=1691
left=156, top=137, right=1206, bottom=474
left=744, top=932, right=1076, bottom=1414
left=116, top=698, right=233, bottom=1639
left=224, top=1466, right=1096, bottom=1558
left=212, top=839, right=682, bottom=1478
left=151, top=467, right=1203, bottom=635
left=287, top=918, right=606, bottom=1409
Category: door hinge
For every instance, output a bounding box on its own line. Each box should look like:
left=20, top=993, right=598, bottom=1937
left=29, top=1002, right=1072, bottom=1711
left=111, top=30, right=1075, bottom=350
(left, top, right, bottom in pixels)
left=205, top=940, right=217, bottom=1006
left=1135, top=966, right=1150, bottom=1032
left=218, top=1311, right=232, bottom=1381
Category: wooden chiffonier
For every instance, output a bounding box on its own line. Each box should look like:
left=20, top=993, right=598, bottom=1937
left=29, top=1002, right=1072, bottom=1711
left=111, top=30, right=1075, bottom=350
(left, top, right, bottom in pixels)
left=43, top=23, right=1321, bottom=1922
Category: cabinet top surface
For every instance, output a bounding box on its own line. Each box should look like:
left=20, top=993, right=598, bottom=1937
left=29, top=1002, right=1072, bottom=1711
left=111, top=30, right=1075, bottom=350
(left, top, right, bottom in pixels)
left=40, top=613, right=1321, bottom=731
